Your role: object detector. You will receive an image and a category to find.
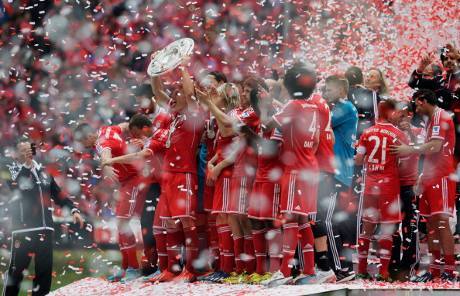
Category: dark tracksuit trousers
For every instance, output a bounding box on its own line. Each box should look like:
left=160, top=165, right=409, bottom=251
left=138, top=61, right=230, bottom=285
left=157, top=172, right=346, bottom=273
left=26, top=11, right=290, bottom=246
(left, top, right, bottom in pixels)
left=4, top=230, right=53, bottom=296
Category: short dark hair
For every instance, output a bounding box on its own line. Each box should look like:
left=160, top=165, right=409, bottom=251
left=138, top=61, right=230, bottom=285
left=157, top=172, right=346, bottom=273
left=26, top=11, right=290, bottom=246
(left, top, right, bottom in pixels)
left=209, top=71, right=227, bottom=84
left=129, top=113, right=152, bottom=130
left=283, top=62, right=316, bottom=100
left=74, top=123, right=95, bottom=141
left=413, top=89, right=437, bottom=106
left=325, top=75, right=349, bottom=94
left=345, top=66, right=363, bottom=86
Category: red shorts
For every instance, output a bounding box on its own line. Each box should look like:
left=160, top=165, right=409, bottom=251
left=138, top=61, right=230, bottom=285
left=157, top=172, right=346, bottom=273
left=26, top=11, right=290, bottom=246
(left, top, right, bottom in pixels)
left=248, top=181, right=281, bottom=220
left=419, top=176, right=456, bottom=217
left=203, top=184, right=215, bottom=212
left=160, top=172, right=198, bottom=219
left=227, top=176, right=253, bottom=215
left=115, top=178, right=147, bottom=218
left=280, top=171, right=318, bottom=217
left=361, top=193, right=401, bottom=224
left=212, top=176, right=231, bottom=214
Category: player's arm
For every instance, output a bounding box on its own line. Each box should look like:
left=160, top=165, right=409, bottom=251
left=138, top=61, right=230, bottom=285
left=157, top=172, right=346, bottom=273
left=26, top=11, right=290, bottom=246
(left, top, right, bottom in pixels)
left=50, top=177, right=84, bottom=228
left=150, top=76, right=172, bottom=108
left=208, top=153, right=236, bottom=181
left=103, top=149, right=151, bottom=166
left=390, top=139, right=443, bottom=156
left=207, top=153, right=218, bottom=168
left=180, top=65, right=194, bottom=99
left=99, top=148, right=119, bottom=182
left=355, top=149, right=366, bottom=166
left=355, top=135, right=367, bottom=166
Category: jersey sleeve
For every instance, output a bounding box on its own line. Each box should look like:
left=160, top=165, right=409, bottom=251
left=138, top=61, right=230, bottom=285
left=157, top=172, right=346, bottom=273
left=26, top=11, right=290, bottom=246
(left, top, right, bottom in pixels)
left=430, top=113, right=450, bottom=141
left=96, top=126, right=123, bottom=155
left=145, top=129, right=169, bottom=155
left=96, top=138, right=118, bottom=155
left=237, top=108, right=260, bottom=130
left=356, top=132, right=367, bottom=155
left=270, top=128, right=284, bottom=142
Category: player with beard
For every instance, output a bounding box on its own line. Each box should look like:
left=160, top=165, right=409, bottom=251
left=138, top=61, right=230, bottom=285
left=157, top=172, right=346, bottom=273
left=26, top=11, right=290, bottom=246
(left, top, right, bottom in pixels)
left=101, top=112, right=172, bottom=281
left=391, top=89, right=456, bottom=282
left=74, top=120, right=149, bottom=283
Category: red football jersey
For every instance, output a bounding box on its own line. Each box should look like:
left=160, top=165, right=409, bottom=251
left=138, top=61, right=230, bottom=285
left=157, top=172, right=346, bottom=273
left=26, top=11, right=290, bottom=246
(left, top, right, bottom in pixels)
left=144, top=126, right=169, bottom=184
left=310, top=94, right=335, bottom=174
left=272, top=100, right=320, bottom=173
left=96, top=125, right=138, bottom=183
left=232, top=106, right=260, bottom=178
left=398, top=126, right=425, bottom=186
left=255, top=127, right=283, bottom=182
left=421, top=107, right=456, bottom=180
left=357, top=122, right=407, bottom=196
left=163, top=107, right=205, bottom=173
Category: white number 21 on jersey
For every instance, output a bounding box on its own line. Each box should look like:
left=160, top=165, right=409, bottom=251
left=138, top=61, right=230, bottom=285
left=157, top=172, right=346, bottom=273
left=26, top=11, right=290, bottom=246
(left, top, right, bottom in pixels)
left=368, top=135, right=387, bottom=164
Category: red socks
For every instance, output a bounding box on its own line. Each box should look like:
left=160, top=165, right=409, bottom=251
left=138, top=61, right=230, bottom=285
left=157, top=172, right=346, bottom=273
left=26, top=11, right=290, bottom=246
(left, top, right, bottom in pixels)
left=444, top=254, right=456, bottom=276
left=430, top=249, right=441, bottom=277
left=281, top=223, right=299, bottom=277
left=252, top=228, right=267, bottom=274
left=166, top=228, right=184, bottom=272
left=299, top=223, right=315, bottom=275
left=183, top=226, right=199, bottom=272
left=217, top=224, right=234, bottom=273
left=377, top=236, right=393, bottom=278
left=267, top=228, right=282, bottom=272
left=244, top=235, right=256, bottom=274
left=358, top=234, right=371, bottom=274
left=233, top=235, right=245, bottom=274
left=118, top=228, right=139, bottom=269
left=153, top=227, right=168, bottom=271
left=207, top=216, right=220, bottom=269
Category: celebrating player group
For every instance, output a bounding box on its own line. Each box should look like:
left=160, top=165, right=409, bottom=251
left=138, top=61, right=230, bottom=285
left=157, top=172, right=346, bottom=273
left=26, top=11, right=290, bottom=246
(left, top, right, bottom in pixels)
left=72, top=42, right=459, bottom=286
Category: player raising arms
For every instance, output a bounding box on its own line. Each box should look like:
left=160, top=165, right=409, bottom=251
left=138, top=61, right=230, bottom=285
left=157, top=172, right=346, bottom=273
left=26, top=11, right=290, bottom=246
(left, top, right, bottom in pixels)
left=355, top=99, right=408, bottom=281
left=391, top=89, right=457, bottom=282
left=263, top=62, right=321, bottom=286
left=147, top=63, right=206, bottom=283
left=195, top=83, right=241, bottom=282
left=246, top=86, right=284, bottom=284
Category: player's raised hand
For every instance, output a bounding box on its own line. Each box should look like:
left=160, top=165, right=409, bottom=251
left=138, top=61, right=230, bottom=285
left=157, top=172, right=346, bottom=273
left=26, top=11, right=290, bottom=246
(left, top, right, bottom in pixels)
left=195, top=85, right=212, bottom=105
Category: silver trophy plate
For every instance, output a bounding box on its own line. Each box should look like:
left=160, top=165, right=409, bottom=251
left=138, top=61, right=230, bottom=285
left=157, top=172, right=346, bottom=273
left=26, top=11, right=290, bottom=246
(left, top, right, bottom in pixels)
left=147, top=38, right=194, bottom=77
